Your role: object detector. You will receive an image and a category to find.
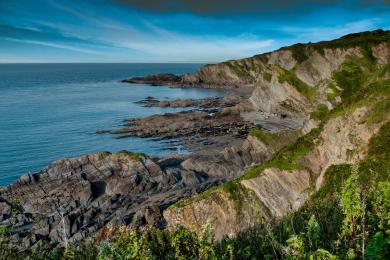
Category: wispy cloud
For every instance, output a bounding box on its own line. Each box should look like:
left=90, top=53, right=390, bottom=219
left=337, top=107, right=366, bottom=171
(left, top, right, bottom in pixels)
left=2, top=37, right=99, bottom=54
left=281, top=19, right=380, bottom=40
left=84, top=20, right=275, bottom=61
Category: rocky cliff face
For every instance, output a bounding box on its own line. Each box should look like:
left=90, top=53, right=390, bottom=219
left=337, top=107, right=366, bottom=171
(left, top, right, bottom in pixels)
left=1, top=30, right=389, bottom=250
left=163, top=31, right=390, bottom=239
left=164, top=102, right=388, bottom=239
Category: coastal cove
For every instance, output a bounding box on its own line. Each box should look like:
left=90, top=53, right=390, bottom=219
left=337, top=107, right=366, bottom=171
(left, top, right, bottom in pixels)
left=0, top=63, right=227, bottom=186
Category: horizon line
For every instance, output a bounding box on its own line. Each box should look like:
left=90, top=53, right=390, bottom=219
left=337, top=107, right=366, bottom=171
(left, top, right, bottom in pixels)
left=0, top=61, right=210, bottom=64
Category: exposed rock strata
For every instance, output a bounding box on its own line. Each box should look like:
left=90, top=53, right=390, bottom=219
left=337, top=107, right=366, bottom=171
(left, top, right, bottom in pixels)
left=164, top=168, right=312, bottom=240
left=122, top=73, right=181, bottom=86
left=135, top=95, right=240, bottom=108
left=0, top=133, right=276, bottom=249
left=163, top=105, right=387, bottom=239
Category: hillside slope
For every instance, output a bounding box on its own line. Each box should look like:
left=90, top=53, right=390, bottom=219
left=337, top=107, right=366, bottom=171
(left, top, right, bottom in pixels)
left=164, top=30, right=390, bottom=239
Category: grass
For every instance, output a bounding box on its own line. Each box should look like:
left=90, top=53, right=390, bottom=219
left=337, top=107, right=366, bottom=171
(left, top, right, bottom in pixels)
left=329, top=49, right=389, bottom=119
left=332, top=59, right=367, bottom=100
left=278, top=68, right=317, bottom=102
left=226, top=62, right=253, bottom=78
left=249, top=129, right=284, bottom=146
left=310, top=104, right=329, bottom=121
left=367, top=98, right=390, bottom=124
left=241, top=127, right=321, bottom=180
left=314, top=122, right=390, bottom=201
left=279, top=29, right=390, bottom=63
left=367, top=122, right=390, bottom=162
left=254, top=53, right=269, bottom=64
left=326, top=82, right=341, bottom=103
left=116, top=150, right=145, bottom=161
left=379, top=63, right=390, bottom=77
left=220, top=181, right=257, bottom=215
left=287, top=43, right=309, bottom=63
left=263, top=72, right=272, bottom=82
left=170, top=181, right=253, bottom=217
left=331, top=79, right=390, bottom=120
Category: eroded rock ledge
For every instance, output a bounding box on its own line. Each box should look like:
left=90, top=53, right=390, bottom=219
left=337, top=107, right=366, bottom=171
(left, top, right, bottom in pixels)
left=0, top=132, right=276, bottom=249
left=135, top=95, right=240, bottom=108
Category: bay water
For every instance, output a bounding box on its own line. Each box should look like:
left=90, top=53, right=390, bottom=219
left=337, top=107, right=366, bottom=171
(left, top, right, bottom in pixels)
left=0, top=63, right=225, bottom=186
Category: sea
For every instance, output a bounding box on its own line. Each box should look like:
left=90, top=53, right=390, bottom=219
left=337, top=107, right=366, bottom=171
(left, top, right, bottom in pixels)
left=0, top=63, right=226, bottom=186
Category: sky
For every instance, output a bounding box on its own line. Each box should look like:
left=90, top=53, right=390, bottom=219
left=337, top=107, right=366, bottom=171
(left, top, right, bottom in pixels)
left=0, top=0, right=389, bottom=63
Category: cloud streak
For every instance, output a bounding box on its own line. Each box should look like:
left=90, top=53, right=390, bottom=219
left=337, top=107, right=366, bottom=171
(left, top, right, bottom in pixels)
left=2, top=37, right=99, bottom=54
left=281, top=19, right=378, bottom=40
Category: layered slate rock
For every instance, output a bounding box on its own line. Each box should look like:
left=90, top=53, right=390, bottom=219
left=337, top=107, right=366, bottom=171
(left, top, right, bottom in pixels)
left=0, top=134, right=273, bottom=249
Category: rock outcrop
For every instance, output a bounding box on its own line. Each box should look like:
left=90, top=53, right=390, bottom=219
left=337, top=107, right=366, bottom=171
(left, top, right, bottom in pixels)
left=135, top=96, right=240, bottom=108
left=0, top=132, right=279, bottom=249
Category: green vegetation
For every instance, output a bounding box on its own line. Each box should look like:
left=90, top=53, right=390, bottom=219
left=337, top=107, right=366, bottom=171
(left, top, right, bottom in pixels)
left=171, top=179, right=254, bottom=217
left=226, top=61, right=253, bottom=79
left=279, top=99, right=299, bottom=113
left=328, top=47, right=389, bottom=119
left=248, top=59, right=262, bottom=73
left=260, top=53, right=390, bottom=185
left=287, top=43, right=309, bottom=63
left=253, top=53, right=269, bottom=64
left=220, top=181, right=257, bottom=215
left=333, top=59, right=367, bottom=100
left=280, top=29, right=390, bottom=63
left=263, top=72, right=272, bottom=82
left=331, top=78, right=390, bottom=119
left=117, top=150, right=145, bottom=161
left=310, top=104, right=329, bottom=121
left=367, top=98, right=390, bottom=124
left=278, top=67, right=317, bottom=101
left=249, top=128, right=283, bottom=146
left=379, top=63, right=390, bottom=77
left=242, top=127, right=320, bottom=180
left=326, top=81, right=341, bottom=103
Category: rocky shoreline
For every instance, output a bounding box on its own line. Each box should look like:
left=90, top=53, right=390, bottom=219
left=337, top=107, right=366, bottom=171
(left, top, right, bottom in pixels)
left=0, top=66, right=305, bottom=250
left=134, top=95, right=239, bottom=108
left=122, top=73, right=256, bottom=96
left=97, top=94, right=255, bottom=152
left=0, top=75, right=271, bottom=250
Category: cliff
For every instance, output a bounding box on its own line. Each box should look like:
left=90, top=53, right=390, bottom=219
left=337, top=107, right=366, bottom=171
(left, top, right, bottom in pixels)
left=163, top=30, right=390, bottom=239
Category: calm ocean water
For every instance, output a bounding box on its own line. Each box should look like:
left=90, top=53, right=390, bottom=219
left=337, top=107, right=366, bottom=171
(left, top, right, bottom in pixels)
left=0, top=63, right=225, bottom=186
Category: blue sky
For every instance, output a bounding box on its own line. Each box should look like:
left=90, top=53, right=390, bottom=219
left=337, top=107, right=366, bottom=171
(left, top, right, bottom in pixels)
left=0, top=0, right=389, bottom=63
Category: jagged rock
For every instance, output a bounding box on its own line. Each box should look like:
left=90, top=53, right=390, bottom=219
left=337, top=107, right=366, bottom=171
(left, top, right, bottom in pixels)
left=0, top=131, right=276, bottom=249
left=122, top=73, right=181, bottom=85
left=135, top=96, right=241, bottom=108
